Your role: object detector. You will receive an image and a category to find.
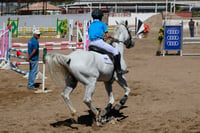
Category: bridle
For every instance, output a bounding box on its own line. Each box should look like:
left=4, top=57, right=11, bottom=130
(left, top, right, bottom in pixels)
left=111, top=24, right=133, bottom=48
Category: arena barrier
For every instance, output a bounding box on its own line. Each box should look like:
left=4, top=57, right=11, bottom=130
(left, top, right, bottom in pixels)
left=1, top=20, right=89, bottom=93
left=17, top=19, right=84, bottom=40
left=19, top=27, right=56, bottom=33
left=18, top=26, right=56, bottom=38
left=182, top=37, right=200, bottom=56
left=18, top=35, right=56, bottom=39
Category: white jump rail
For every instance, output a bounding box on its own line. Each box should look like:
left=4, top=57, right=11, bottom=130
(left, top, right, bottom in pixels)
left=12, top=41, right=83, bottom=47
left=182, top=37, right=200, bottom=56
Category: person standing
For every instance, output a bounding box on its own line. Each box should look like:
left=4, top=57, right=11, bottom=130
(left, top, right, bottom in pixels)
left=26, top=29, right=40, bottom=90
left=189, top=18, right=195, bottom=37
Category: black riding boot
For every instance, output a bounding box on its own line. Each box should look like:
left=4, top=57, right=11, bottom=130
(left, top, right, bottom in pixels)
left=113, top=54, right=128, bottom=86
left=114, top=54, right=125, bottom=80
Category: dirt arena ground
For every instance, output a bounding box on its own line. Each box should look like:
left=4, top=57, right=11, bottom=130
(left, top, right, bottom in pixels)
left=1, top=14, right=200, bottom=133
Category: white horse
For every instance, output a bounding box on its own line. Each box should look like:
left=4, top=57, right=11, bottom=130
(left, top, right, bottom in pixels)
left=46, top=21, right=134, bottom=125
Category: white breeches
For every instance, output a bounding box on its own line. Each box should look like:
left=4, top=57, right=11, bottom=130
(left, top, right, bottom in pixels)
left=90, top=39, right=119, bottom=56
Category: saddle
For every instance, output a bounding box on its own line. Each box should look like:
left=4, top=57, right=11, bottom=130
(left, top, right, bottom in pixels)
left=88, top=45, right=129, bottom=75
left=88, top=45, right=114, bottom=62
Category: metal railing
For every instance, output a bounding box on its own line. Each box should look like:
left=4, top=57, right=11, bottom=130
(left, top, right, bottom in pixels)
left=75, top=0, right=196, bottom=2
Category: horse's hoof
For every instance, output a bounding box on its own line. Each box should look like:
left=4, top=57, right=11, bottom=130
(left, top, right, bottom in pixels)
left=95, top=116, right=103, bottom=126
left=100, top=116, right=107, bottom=124
left=114, top=104, right=121, bottom=111
left=100, top=109, right=107, bottom=117
left=109, top=116, right=117, bottom=124
left=71, top=117, right=78, bottom=124
left=96, top=121, right=102, bottom=126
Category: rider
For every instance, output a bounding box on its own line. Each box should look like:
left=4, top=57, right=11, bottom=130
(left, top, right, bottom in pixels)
left=88, top=8, right=125, bottom=81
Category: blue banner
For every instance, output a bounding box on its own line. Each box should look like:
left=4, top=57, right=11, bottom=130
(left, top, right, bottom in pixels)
left=164, top=25, right=182, bottom=50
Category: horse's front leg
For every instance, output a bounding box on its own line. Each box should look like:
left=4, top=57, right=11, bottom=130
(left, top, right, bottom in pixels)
left=100, top=82, right=114, bottom=117
left=61, top=79, right=78, bottom=122
left=115, top=76, right=130, bottom=111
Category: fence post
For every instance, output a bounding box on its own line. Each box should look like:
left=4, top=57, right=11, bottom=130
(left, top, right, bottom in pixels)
left=69, top=19, right=73, bottom=41
left=56, top=18, right=62, bottom=38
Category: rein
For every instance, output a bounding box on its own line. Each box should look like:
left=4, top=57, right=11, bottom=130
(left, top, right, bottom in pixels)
left=110, top=38, right=124, bottom=44
left=111, top=24, right=133, bottom=48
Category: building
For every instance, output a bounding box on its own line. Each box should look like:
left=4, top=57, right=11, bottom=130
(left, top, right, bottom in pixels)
left=1, top=0, right=200, bottom=15
left=19, top=2, right=61, bottom=15
left=65, top=0, right=200, bottom=14
left=0, top=0, right=68, bottom=15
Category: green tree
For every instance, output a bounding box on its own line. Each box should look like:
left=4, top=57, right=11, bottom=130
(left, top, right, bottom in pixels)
left=61, top=19, right=68, bottom=38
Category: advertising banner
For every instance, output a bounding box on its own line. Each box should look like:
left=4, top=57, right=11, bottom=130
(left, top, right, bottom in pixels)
left=164, top=25, right=182, bottom=51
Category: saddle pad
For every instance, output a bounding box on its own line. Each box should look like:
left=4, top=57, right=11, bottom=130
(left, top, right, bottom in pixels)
left=101, top=54, right=113, bottom=64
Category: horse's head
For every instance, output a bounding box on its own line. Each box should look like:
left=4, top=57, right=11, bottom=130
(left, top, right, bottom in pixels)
left=114, top=20, right=135, bottom=49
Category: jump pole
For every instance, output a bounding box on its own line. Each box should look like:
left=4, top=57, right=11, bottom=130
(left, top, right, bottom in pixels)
left=10, top=46, right=84, bottom=53
left=12, top=41, right=84, bottom=47
left=10, top=67, right=27, bottom=75
left=35, top=48, right=52, bottom=93
left=182, top=37, right=200, bottom=56
left=0, top=23, right=5, bottom=59
left=69, top=20, right=73, bottom=41
left=0, top=23, right=11, bottom=69
left=83, top=20, right=89, bottom=51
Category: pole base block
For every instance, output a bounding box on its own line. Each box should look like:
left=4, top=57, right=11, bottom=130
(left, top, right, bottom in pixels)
left=34, top=88, right=52, bottom=94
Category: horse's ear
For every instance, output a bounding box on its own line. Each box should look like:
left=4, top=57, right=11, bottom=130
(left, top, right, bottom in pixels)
left=115, top=21, right=119, bottom=25
left=125, top=20, right=128, bottom=26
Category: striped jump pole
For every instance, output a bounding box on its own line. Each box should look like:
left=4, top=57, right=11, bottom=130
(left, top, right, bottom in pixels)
left=15, top=61, right=43, bottom=65
left=10, top=67, right=27, bottom=75
left=10, top=46, right=84, bottom=53
left=0, top=23, right=11, bottom=69
left=18, top=36, right=56, bottom=39
left=0, top=23, right=8, bottom=59
left=9, top=53, right=27, bottom=59
left=1, top=29, right=5, bottom=58
left=10, top=48, right=27, bottom=53
left=12, top=41, right=83, bottom=47
left=45, top=46, right=84, bottom=50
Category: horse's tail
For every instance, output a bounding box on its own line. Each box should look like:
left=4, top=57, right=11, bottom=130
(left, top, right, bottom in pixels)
left=46, top=52, right=71, bottom=87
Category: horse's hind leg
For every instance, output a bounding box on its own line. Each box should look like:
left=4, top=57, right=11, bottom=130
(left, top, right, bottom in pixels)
left=83, top=81, right=99, bottom=115
left=83, top=78, right=101, bottom=125
left=61, top=77, right=78, bottom=122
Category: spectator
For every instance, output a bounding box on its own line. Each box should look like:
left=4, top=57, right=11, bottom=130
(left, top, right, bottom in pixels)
left=189, top=18, right=195, bottom=37
left=26, top=29, right=40, bottom=90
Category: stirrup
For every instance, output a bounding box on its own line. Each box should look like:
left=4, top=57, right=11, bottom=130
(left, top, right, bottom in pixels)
left=118, top=70, right=129, bottom=74
left=116, top=73, right=128, bottom=87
